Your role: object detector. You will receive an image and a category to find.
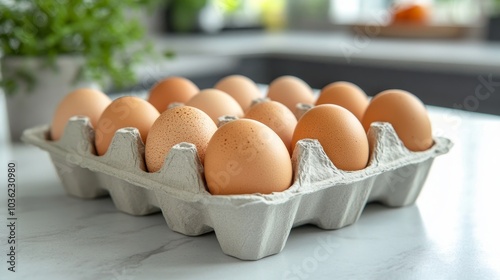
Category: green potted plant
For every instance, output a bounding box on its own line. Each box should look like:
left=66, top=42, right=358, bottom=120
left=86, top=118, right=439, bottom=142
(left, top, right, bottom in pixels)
left=165, top=0, right=209, bottom=33
left=0, top=0, right=159, bottom=141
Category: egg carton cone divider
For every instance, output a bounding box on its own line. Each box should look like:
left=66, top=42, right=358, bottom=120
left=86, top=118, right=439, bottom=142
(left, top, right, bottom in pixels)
left=21, top=116, right=452, bottom=260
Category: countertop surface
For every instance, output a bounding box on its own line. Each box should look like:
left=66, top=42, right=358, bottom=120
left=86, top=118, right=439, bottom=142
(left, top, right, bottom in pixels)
left=1, top=98, right=500, bottom=279
left=125, top=31, right=500, bottom=85
left=153, top=31, right=500, bottom=75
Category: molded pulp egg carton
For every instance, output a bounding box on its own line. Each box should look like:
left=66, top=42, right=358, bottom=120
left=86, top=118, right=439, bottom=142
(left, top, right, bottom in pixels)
left=22, top=117, right=452, bottom=260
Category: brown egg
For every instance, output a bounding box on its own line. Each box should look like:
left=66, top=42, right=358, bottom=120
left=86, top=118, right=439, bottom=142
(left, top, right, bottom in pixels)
left=95, top=96, right=160, bottom=156
left=50, top=88, right=111, bottom=141
left=215, top=75, right=262, bottom=112
left=316, top=81, right=369, bottom=121
left=362, top=89, right=433, bottom=152
left=205, top=119, right=293, bottom=195
left=244, top=101, right=297, bottom=155
left=145, top=106, right=217, bottom=172
left=186, top=89, right=244, bottom=123
left=292, top=104, right=369, bottom=171
left=267, top=76, right=315, bottom=114
left=147, top=77, right=199, bottom=113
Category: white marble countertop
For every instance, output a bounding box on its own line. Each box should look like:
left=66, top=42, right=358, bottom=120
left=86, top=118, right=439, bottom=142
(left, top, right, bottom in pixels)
left=1, top=103, right=500, bottom=279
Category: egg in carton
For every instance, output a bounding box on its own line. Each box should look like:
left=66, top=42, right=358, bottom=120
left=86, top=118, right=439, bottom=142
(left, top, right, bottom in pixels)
left=21, top=113, right=452, bottom=260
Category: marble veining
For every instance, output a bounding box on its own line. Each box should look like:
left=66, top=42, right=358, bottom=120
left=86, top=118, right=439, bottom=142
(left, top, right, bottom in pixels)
left=1, top=106, right=500, bottom=279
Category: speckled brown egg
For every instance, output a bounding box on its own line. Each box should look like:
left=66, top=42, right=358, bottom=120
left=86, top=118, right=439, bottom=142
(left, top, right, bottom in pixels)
left=204, top=119, right=293, bottom=195
left=316, top=81, right=369, bottom=121
left=244, top=101, right=297, bottom=155
left=292, top=104, right=369, bottom=171
left=50, top=88, right=111, bottom=141
left=145, top=106, right=217, bottom=172
left=186, top=89, right=244, bottom=123
left=267, top=76, right=315, bottom=114
left=214, top=75, right=262, bottom=112
left=362, top=89, right=433, bottom=152
left=147, top=77, right=199, bottom=113
left=95, top=96, right=160, bottom=156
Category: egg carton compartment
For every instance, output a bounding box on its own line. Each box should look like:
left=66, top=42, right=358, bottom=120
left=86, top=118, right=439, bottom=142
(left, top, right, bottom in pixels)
left=22, top=116, right=452, bottom=260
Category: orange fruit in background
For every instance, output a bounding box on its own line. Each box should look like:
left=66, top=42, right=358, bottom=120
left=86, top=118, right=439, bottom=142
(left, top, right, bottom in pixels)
left=392, top=4, right=429, bottom=24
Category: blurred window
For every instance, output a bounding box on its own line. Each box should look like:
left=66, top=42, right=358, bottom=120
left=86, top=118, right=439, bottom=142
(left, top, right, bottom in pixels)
left=329, top=0, right=483, bottom=25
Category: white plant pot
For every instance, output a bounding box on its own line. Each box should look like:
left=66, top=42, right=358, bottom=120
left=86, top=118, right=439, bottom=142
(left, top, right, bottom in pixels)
left=1, top=56, right=98, bottom=141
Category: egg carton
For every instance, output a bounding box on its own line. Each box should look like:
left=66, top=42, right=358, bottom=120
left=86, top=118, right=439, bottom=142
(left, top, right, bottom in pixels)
left=22, top=117, right=452, bottom=260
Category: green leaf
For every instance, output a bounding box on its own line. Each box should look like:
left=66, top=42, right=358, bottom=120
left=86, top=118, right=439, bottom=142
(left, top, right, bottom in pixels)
left=0, top=0, right=170, bottom=93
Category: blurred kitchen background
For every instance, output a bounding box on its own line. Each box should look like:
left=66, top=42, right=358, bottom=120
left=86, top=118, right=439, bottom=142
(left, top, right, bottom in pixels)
left=134, top=0, right=500, bottom=113
left=1, top=0, right=500, bottom=143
